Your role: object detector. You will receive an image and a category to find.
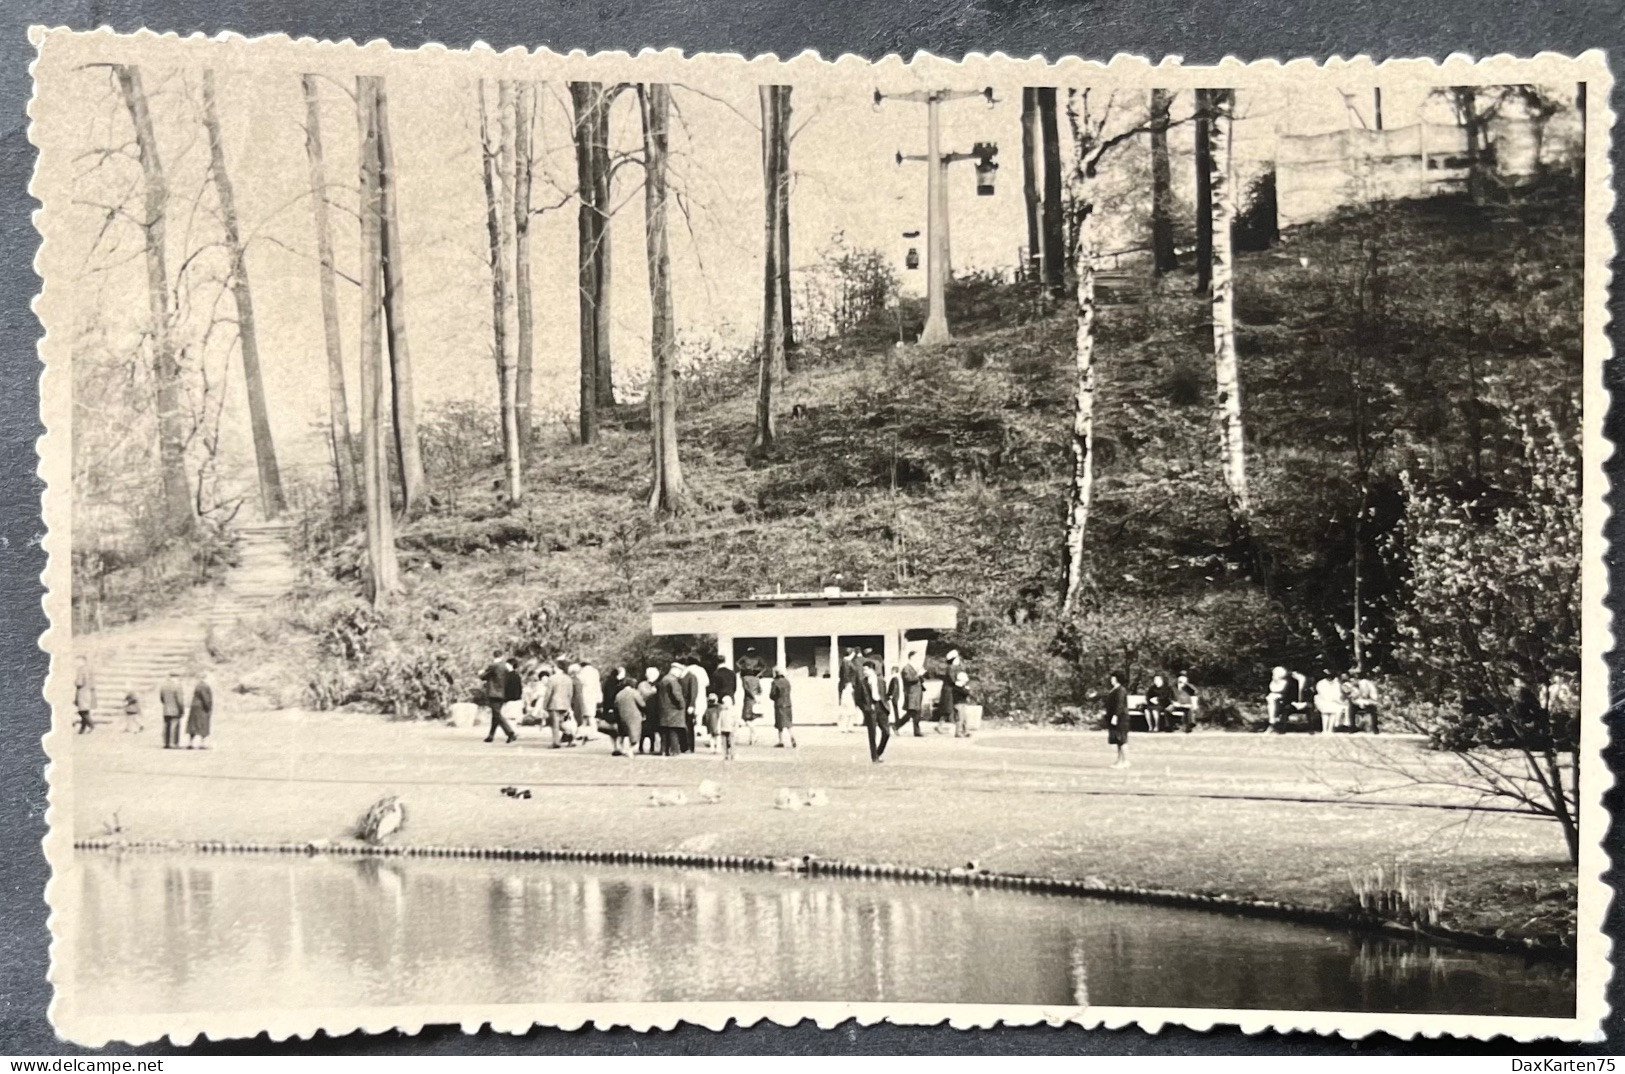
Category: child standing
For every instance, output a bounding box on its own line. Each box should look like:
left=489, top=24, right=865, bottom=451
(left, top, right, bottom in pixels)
left=716, top=691, right=737, bottom=761
left=121, top=690, right=144, bottom=734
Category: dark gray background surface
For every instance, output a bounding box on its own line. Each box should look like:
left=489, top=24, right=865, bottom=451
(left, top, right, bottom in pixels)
left=2, top=0, right=1621, bottom=1054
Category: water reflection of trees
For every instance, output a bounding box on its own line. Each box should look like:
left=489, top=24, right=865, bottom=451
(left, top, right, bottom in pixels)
left=70, top=854, right=1576, bottom=1018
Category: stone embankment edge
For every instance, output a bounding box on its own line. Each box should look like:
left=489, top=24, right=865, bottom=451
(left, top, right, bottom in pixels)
left=72, top=837, right=1575, bottom=964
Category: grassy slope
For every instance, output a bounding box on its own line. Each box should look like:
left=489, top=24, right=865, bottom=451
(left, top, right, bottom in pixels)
left=250, top=189, right=1581, bottom=727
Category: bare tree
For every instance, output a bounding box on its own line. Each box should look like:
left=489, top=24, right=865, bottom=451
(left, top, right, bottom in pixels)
left=373, top=78, right=427, bottom=512
left=570, top=82, right=606, bottom=444
left=200, top=69, right=286, bottom=520
left=478, top=80, right=522, bottom=504
left=1037, top=87, right=1065, bottom=299
left=1018, top=88, right=1041, bottom=281
left=113, top=64, right=192, bottom=534
left=639, top=83, right=692, bottom=517
left=356, top=76, right=400, bottom=605
left=1149, top=88, right=1177, bottom=276
left=775, top=87, right=795, bottom=360
left=300, top=74, right=359, bottom=514
left=512, top=80, right=537, bottom=461
left=1207, top=89, right=1251, bottom=543
left=753, top=84, right=789, bottom=455
left=1193, top=89, right=1214, bottom=295
left=1059, top=90, right=1198, bottom=612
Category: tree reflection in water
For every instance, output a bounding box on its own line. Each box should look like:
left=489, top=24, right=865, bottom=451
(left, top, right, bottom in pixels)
left=64, top=852, right=1575, bottom=1020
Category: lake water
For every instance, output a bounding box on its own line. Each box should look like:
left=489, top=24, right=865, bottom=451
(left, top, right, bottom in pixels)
left=64, top=851, right=1574, bottom=1018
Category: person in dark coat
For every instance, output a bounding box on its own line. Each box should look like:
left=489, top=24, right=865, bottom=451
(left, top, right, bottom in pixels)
left=159, top=672, right=186, bottom=749
left=936, top=649, right=965, bottom=723
left=1144, top=673, right=1172, bottom=733
left=612, top=675, right=644, bottom=757
left=770, top=667, right=796, bottom=749
left=860, top=659, right=890, bottom=763
left=1105, top=671, right=1130, bottom=768
left=481, top=650, right=518, bottom=745
left=657, top=663, right=689, bottom=758
left=186, top=675, right=214, bottom=749
left=738, top=648, right=764, bottom=744
left=898, top=655, right=925, bottom=736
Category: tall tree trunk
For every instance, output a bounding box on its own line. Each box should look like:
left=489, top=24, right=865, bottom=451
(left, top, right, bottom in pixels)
left=356, top=77, right=399, bottom=605
left=1021, top=87, right=1042, bottom=282
left=1208, top=89, right=1251, bottom=541
left=1037, top=87, right=1065, bottom=300
left=512, top=80, right=536, bottom=462
left=776, top=86, right=794, bottom=361
left=590, top=90, right=616, bottom=411
left=571, top=82, right=605, bottom=444
left=1149, top=88, right=1178, bottom=276
left=481, top=81, right=522, bottom=504
left=301, top=74, right=359, bottom=514
left=1194, top=89, right=1214, bottom=296
left=373, top=79, right=426, bottom=512
left=1061, top=200, right=1097, bottom=616
left=639, top=83, right=691, bottom=517
left=753, top=85, right=784, bottom=455
left=201, top=70, right=286, bottom=521
left=114, top=65, right=192, bottom=534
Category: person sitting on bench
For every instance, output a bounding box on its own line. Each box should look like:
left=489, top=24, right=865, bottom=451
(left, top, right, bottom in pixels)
left=1348, top=674, right=1380, bottom=733
left=1169, top=671, right=1199, bottom=732
left=1144, top=673, right=1172, bottom=733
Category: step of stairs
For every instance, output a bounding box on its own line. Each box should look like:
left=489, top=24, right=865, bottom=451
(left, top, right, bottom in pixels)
left=79, top=522, right=298, bottom=722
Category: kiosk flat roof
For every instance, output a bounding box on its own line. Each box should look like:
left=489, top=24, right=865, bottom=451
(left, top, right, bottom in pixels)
left=650, top=594, right=960, bottom=636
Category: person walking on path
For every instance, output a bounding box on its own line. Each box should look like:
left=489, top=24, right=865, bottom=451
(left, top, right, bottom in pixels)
left=613, top=673, right=645, bottom=757
left=657, top=662, right=689, bottom=758
left=898, top=654, right=925, bottom=736
left=637, top=667, right=661, bottom=754
left=575, top=661, right=604, bottom=743
left=186, top=674, right=214, bottom=749
left=770, top=666, right=796, bottom=749
left=950, top=671, right=976, bottom=738
left=936, top=649, right=965, bottom=726
left=159, top=673, right=185, bottom=749
left=861, top=658, right=891, bottom=763
left=1105, top=671, right=1130, bottom=768
left=121, top=690, right=144, bottom=734
left=545, top=660, right=574, bottom=747
left=885, top=664, right=903, bottom=728
left=73, top=655, right=97, bottom=734
left=480, top=650, right=519, bottom=745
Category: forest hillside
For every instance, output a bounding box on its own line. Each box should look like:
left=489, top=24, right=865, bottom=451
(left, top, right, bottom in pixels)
left=220, top=183, right=1582, bottom=724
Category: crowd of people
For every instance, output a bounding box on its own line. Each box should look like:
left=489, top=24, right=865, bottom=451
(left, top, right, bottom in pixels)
left=1265, top=666, right=1381, bottom=734
left=473, top=644, right=982, bottom=765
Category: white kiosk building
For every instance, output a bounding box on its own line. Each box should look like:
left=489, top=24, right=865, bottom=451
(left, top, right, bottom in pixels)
left=649, top=590, right=961, bottom=724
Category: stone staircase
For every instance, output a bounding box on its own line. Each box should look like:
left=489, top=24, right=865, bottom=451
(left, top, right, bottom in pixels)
left=81, top=521, right=297, bottom=723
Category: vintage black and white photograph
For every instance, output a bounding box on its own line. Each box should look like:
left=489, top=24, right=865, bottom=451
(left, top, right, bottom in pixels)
left=30, top=33, right=1611, bottom=1044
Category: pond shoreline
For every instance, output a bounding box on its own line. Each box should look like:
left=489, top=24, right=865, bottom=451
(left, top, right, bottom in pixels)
left=71, top=835, right=1577, bottom=965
